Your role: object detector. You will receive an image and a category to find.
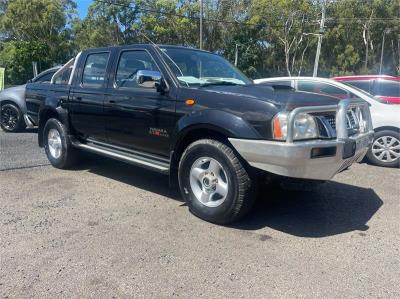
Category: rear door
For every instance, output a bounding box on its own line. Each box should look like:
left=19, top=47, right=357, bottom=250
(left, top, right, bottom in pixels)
left=104, top=49, right=176, bottom=157
left=69, top=51, right=111, bottom=142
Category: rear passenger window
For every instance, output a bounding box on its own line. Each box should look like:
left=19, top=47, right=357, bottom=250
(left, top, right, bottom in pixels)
left=297, top=81, right=317, bottom=93
left=346, top=80, right=370, bottom=93
left=54, top=68, right=72, bottom=85
left=319, top=83, right=348, bottom=96
left=268, top=80, right=292, bottom=87
left=82, top=52, right=109, bottom=87
left=115, top=50, right=159, bottom=88
left=298, top=81, right=348, bottom=98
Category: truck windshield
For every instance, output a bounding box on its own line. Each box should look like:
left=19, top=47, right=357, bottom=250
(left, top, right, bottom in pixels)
left=159, top=47, right=252, bottom=87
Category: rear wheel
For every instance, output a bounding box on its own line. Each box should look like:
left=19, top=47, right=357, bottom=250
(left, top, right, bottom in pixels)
left=43, top=118, right=78, bottom=169
left=178, top=139, right=256, bottom=224
left=0, top=103, right=26, bottom=132
left=366, top=130, right=400, bottom=168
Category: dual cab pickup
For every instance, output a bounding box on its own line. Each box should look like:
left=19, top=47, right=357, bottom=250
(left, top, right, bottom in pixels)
left=26, top=44, right=374, bottom=224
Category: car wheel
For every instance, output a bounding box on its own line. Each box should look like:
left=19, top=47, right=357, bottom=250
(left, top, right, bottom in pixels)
left=366, top=130, right=400, bottom=168
left=178, top=139, right=256, bottom=224
left=0, top=103, right=26, bottom=132
left=43, top=118, right=78, bottom=169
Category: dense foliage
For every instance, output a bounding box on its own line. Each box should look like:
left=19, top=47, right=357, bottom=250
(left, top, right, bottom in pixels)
left=0, top=0, right=399, bottom=86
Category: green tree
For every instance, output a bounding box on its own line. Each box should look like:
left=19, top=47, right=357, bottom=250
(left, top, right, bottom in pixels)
left=73, top=0, right=139, bottom=49
left=135, top=0, right=198, bottom=46
left=322, top=0, right=399, bottom=76
left=0, top=0, right=77, bottom=85
left=0, top=41, right=51, bottom=85
left=249, top=0, right=318, bottom=76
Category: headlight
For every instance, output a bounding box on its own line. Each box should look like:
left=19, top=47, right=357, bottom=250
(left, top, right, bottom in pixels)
left=272, top=112, right=318, bottom=141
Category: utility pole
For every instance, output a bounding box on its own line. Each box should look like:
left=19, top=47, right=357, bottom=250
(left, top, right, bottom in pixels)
left=32, top=61, right=38, bottom=77
left=199, top=0, right=203, bottom=50
left=313, top=1, right=326, bottom=77
left=379, top=29, right=390, bottom=74
left=234, top=44, right=239, bottom=66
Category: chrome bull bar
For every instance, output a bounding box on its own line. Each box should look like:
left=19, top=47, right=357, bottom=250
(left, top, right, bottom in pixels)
left=286, top=99, right=372, bottom=143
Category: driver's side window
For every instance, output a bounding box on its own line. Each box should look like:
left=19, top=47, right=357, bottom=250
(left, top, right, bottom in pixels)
left=115, top=50, right=159, bottom=89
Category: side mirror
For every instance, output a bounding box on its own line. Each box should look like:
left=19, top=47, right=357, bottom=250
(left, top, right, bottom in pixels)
left=136, top=70, right=169, bottom=94
left=136, top=70, right=162, bottom=89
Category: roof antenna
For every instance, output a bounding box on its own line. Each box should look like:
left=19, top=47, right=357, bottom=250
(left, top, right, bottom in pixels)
left=139, top=31, right=158, bottom=48
left=138, top=31, right=185, bottom=79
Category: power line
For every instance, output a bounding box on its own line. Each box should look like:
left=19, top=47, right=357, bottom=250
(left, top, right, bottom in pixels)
left=93, top=0, right=400, bottom=28
left=93, top=0, right=313, bottom=28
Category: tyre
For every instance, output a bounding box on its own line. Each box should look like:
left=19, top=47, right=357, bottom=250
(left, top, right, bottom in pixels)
left=0, top=103, right=26, bottom=132
left=43, top=118, right=78, bottom=169
left=178, top=139, right=256, bottom=224
left=366, top=130, right=400, bottom=168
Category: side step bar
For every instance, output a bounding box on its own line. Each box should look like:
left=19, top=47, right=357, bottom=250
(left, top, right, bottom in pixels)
left=72, top=140, right=170, bottom=174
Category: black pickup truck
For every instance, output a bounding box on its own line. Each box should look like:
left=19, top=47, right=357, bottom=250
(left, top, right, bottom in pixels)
left=25, top=44, right=374, bottom=224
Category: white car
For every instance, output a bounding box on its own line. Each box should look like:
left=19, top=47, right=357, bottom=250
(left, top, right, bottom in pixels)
left=254, top=77, right=400, bottom=167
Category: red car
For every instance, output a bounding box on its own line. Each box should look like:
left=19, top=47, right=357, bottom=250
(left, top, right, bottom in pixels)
left=332, top=75, right=400, bottom=104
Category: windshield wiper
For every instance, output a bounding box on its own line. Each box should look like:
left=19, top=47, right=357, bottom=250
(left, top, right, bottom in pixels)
left=200, top=81, right=241, bottom=87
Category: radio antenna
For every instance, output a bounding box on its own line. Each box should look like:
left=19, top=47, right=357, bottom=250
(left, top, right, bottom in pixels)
left=138, top=31, right=185, bottom=79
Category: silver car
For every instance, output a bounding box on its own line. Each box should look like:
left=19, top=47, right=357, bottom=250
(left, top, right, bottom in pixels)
left=0, top=67, right=60, bottom=132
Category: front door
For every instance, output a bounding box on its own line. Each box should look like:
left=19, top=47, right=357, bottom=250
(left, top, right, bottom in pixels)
left=104, top=49, right=176, bottom=157
left=69, top=51, right=111, bottom=142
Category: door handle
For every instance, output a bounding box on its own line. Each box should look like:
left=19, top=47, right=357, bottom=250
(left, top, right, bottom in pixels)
left=109, top=100, right=116, bottom=104
left=76, top=96, right=82, bottom=101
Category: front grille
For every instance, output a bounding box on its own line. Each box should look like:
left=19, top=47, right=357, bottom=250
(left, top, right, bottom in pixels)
left=325, top=115, right=336, bottom=130
left=347, top=112, right=356, bottom=128
left=323, top=112, right=356, bottom=130
left=318, top=109, right=360, bottom=137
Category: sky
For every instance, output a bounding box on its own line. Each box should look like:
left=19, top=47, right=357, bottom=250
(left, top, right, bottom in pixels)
left=76, top=0, right=93, bottom=19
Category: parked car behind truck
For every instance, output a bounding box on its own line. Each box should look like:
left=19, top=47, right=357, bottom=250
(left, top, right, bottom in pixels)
left=25, top=45, right=374, bottom=224
left=0, top=67, right=60, bottom=132
left=333, top=75, right=400, bottom=104
left=254, top=77, right=400, bottom=168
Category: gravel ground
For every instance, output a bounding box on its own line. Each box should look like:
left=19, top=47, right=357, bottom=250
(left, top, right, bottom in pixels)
left=0, top=129, right=399, bottom=298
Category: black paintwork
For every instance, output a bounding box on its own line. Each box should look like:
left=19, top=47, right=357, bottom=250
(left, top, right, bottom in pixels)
left=25, top=44, right=340, bottom=161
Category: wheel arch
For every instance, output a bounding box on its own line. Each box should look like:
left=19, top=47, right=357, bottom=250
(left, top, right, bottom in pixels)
left=169, top=111, right=259, bottom=186
left=373, top=126, right=400, bottom=134
left=170, top=110, right=260, bottom=166
left=38, top=107, right=68, bottom=147
left=0, top=99, right=23, bottom=110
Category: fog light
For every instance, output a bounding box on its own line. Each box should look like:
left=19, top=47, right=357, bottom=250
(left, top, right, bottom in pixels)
left=311, top=147, right=337, bottom=159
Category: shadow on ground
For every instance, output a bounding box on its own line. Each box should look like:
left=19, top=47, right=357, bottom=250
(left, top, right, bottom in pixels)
left=72, top=153, right=383, bottom=238
left=4, top=128, right=39, bottom=134
left=73, top=152, right=180, bottom=201
left=231, top=182, right=382, bottom=238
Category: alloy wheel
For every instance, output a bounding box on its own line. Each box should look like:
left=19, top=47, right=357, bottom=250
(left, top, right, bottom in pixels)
left=48, top=128, right=62, bottom=159
left=189, top=157, right=229, bottom=208
left=1, top=105, right=19, bottom=131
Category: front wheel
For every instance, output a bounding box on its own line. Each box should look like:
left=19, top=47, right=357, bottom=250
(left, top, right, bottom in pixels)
left=366, top=130, right=400, bottom=168
left=43, top=118, right=78, bottom=169
left=178, top=139, right=256, bottom=224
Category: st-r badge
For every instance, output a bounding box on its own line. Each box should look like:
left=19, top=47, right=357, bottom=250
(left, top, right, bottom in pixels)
left=149, top=128, right=169, bottom=138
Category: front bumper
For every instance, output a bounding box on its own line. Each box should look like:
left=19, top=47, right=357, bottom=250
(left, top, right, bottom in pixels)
left=229, top=99, right=374, bottom=181
left=229, top=131, right=373, bottom=180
